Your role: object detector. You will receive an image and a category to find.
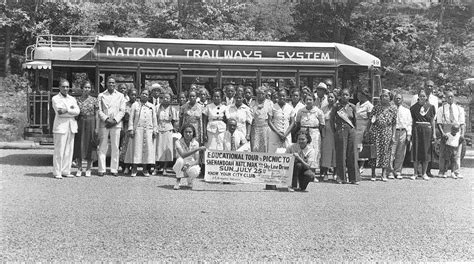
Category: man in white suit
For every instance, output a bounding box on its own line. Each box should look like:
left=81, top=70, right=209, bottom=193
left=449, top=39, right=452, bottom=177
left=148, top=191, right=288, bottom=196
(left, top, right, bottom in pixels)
left=52, top=79, right=80, bottom=179
left=97, top=77, right=126, bottom=176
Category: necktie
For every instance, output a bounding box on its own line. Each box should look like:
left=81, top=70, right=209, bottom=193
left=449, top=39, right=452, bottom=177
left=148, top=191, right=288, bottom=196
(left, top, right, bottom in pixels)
left=231, top=134, right=236, bottom=151
left=449, top=104, right=454, bottom=123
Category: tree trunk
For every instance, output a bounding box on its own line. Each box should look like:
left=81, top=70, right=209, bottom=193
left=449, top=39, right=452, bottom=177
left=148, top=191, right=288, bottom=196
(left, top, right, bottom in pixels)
left=4, top=26, right=11, bottom=76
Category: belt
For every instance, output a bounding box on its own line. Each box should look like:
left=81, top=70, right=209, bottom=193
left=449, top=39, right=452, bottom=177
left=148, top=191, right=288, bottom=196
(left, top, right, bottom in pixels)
left=301, top=126, right=319, bottom=129
left=396, top=128, right=406, bottom=131
left=415, top=121, right=430, bottom=125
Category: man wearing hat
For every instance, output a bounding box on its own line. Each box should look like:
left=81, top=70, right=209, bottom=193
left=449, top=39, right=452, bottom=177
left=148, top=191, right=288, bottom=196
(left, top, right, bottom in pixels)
left=314, top=82, right=328, bottom=109
left=149, top=83, right=162, bottom=107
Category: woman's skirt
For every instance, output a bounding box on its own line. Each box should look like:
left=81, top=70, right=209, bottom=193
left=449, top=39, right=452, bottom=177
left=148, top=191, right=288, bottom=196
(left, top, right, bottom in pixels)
left=205, top=131, right=225, bottom=150
left=129, top=127, right=156, bottom=164
left=355, top=119, right=369, bottom=149
left=156, top=130, right=174, bottom=161
left=268, top=129, right=290, bottom=153
left=73, top=115, right=96, bottom=161
left=119, top=131, right=130, bottom=163
left=412, top=123, right=433, bottom=162
left=250, top=124, right=269, bottom=152
left=304, top=127, right=321, bottom=169
left=320, top=125, right=336, bottom=168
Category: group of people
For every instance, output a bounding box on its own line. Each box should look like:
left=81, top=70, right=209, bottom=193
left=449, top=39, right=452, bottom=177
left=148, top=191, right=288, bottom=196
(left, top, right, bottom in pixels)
left=52, top=77, right=465, bottom=192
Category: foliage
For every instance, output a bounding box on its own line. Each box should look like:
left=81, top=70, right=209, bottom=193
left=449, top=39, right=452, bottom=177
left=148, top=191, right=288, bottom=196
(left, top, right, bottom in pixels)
left=0, top=74, right=30, bottom=93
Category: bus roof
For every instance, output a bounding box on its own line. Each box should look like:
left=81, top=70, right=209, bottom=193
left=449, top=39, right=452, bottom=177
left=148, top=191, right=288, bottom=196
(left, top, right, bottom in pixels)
left=26, top=35, right=381, bottom=68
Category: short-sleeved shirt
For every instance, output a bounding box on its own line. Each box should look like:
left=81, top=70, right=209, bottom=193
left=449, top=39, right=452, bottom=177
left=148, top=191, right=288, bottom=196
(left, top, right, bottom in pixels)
left=355, top=101, right=374, bottom=120
left=291, top=101, right=306, bottom=118
left=223, top=130, right=247, bottom=151
left=296, top=107, right=325, bottom=128
left=271, top=103, right=294, bottom=133
left=436, top=103, right=465, bottom=125
left=176, top=138, right=200, bottom=163
left=204, top=103, right=228, bottom=133
left=250, top=99, right=273, bottom=125
left=286, top=143, right=317, bottom=169
left=225, top=103, right=253, bottom=135
left=157, top=105, right=178, bottom=132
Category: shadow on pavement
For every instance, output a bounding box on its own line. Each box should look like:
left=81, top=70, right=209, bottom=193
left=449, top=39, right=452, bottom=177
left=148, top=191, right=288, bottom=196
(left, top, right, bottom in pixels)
left=24, top=172, right=54, bottom=178
left=0, top=154, right=52, bottom=166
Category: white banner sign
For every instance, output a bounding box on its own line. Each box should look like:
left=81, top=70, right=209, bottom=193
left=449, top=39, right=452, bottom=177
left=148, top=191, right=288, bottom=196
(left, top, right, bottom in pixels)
left=204, top=150, right=294, bottom=185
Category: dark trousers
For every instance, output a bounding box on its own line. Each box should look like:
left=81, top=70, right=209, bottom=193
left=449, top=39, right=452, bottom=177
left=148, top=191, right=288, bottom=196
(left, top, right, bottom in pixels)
left=292, top=162, right=315, bottom=190
left=335, top=126, right=360, bottom=183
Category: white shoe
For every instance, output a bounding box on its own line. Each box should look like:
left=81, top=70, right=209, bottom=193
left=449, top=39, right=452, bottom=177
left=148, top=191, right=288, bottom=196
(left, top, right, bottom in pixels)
left=76, top=170, right=82, bottom=177
left=422, top=175, right=430, bottom=181
left=457, top=174, right=463, bottom=179
left=409, top=175, right=416, bottom=180
left=63, top=174, right=74, bottom=178
left=54, top=175, right=63, bottom=179
left=438, top=173, right=446, bottom=178
left=85, top=170, right=91, bottom=177
left=452, top=174, right=458, bottom=179
left=131, top=171, right=137, bottom=177
left=388, top=175, right=395, bottom=179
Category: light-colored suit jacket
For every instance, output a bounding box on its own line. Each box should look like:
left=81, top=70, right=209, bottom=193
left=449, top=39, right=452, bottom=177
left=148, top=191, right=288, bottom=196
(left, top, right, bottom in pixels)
left=52, top=93, right=80, bottom=134
left=98, top=89, right=126, bottom=129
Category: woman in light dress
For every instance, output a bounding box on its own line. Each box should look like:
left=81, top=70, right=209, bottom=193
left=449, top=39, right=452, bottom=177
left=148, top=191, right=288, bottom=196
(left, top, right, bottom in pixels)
left=320, top=91, right=337, bottom=181
left=268, top=89, right=295, bottom=153
left=295, top=93, right=325, bottom=180
left=120, top=88, right=137, bottom=174
left=224, top=92, right=252, bottom=141
left=249, top=86, right=273, bottom=152
left=355, top=88, right=374, bottom=174
left=202, top=90, right=227, bottom=150
left=154, top=92, right=179, bottom=175
left=127, top=89, right=157, bottom=177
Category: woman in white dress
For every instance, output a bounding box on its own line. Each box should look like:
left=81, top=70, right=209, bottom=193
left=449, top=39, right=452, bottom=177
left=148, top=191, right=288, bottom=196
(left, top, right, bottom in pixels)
left=128, top=89, right=157, bottom=177
left=202, top=90, right=227, bottom=150
left=355, top=88, right=374, bottom=173
left=295, top=93, right=325, bottom=178
left=268, top=89, right=294, bottom=153
left=154, top=92, right=179, bottom=175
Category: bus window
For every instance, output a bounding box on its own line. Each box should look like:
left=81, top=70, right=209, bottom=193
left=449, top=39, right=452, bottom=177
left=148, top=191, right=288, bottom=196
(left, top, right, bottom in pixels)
left=300, top=75, right=334, bottom=91
left=142, top=73, right=177, bottom=98
left=261, top=71, right=296, bottom=91
left=182, top=69, right=218, bottom=95
left=221, top=70, right=257, bottom=93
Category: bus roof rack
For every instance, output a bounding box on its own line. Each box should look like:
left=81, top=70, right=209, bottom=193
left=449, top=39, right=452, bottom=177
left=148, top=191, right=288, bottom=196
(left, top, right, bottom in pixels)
left=36, top=35, right=97, bottom=49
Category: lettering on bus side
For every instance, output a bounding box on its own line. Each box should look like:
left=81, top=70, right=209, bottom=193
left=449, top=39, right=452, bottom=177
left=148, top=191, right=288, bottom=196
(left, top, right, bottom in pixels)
left=106, top=47, right=171, bottom=57
left=276, top=51, right=331, bottom=60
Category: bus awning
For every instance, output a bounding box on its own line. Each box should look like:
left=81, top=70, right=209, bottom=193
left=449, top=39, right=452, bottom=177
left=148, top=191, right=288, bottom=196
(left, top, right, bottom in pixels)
left=22, top=61, right=51, bottom=69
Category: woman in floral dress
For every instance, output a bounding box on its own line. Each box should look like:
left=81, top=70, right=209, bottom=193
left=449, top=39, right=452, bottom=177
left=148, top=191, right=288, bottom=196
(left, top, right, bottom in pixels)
left=250, top=86, right=273, bottom=152
left=73, top=80, right=98, bottom=177
left=368, top=89, right=397, bottom=181
left=180, top=90, right=204, bottom=145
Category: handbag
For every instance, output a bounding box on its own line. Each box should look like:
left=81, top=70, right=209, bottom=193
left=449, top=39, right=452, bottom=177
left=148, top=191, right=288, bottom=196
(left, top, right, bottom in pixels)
left=359, top=144, right=376, bottom=159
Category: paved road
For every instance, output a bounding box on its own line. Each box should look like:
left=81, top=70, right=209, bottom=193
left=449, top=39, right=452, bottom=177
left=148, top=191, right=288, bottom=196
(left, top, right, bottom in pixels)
left=1, top=149, right=473, bottom=262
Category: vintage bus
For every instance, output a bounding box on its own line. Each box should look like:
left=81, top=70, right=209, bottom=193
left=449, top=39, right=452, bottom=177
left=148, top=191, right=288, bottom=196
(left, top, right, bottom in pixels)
left=22, top=35, right=381, bottom=143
